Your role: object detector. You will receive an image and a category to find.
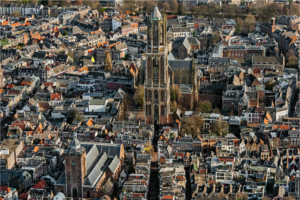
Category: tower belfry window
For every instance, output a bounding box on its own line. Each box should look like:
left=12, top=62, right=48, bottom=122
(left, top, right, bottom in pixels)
left=153, top=58, right=159, bottom=84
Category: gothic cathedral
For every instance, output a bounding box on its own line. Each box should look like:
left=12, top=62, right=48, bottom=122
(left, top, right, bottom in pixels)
left=144, top=6, right=170, bottom=125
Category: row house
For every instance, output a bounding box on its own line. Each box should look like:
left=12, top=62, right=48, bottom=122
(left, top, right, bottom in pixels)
left=9, top=33, right=28, bottom=46
left=0, top=49, right=18, bottom=62
left=172, top=135, right=194, bottom=152
left=94, top=48, right=125, bottom=63
left=0, top=3, right=43, bottom=16
left=276, top=15, right=300, bottom=30
left=114, top=132, right=152, bottom=146
left=117, top=25, right=133, bottom=37
left=106, top=76, right=134, bottom=91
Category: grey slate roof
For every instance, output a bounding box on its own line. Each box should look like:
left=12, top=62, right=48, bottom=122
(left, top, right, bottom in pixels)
left=168, top=52, right=176, bottom=60
left=108, top=155, right=120, bottom=173
left=86, top=145, right=100, bottom=172
left=84, top=152, right=108, bottom=186
left=81, top=142, right=123, bottom=158
left=168, top=60, right=193, bottom=71
left=89, top=98, right=106, bottom=105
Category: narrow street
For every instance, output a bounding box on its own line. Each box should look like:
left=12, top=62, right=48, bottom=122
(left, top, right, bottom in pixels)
left=149, top=130, right=159, bottom=200
left=149, top=152, right=159, bottom=200
left=289, top=87, right=299, bottom=117
left=185, top=167, right=192, bottom=200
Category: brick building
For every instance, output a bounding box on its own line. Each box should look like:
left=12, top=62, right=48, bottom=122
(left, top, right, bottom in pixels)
left=0, top=139, right=24, bottom=170
left=54, top=133, right=124, bottom=198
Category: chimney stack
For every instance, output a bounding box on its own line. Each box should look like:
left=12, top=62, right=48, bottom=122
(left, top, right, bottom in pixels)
left=271, top=17, right=275, bottom=26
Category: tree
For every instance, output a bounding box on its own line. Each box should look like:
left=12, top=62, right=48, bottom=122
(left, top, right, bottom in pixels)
left=285, top=49, right=298, bottom=69
left=133, top=85, right=144, bottom=109
left=17, top=43, right=25, bottom=50
left=178, top=3, right=185, bottom=15
left=17, top=43, right=25, bottom=47
left=233, top=4, right=241, bottom=19
left=181, top=115, right=204, bottom=137
left=73, top=110, right=84, bottom=122
left=212, top=32, right=221, bottom=43
left=104, top=51, right=112, bottom=72
left=162, top=2, right=170, bottom=13
left=144, top=1, right=156, bottom=13
left=169, top=0, right=178, bottom=15
left=236, top=193, right=248, bottom=200
left=30, top=0, right=39, bottom=4
left=244, top=14, right=256, bottom=33
left=265, top=81, right=275, bottom=91
left=228, top=110, right=234, bottom=116
left=199, top=100, right=212, bottom=113
left=170, top=101, right=177, bottom=113
left=235, top=21, right=241, bottom=35
left=60, top=0, right=71, bottom=7
left=47, top=0, right=56, bottom=6
left=11, top=10, right=21, bottom=17
left=193, top=30, right=196, bottom=37
left=211, top=120, right=228, bottom=135
left=75, top=0, right=84, bottom=6
left=214, top=107, right=220, bottom=114
left=85, top=0, right=101, bottom=10
left=170, top=85, right=179, bottom=102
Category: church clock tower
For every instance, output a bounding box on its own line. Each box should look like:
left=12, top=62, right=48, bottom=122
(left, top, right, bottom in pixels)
left=144, top=6, right=170, bottom=125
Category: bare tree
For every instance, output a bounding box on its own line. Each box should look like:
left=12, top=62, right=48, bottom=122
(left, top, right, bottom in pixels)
left=162, top=2, right=170, bottom=13
left=169, top=0, right=178, bottom=15
left=11, top=10, right=21, bottom=17
left=144, top=1, right=156, bottom=13
left=105, top=51, right=112, bottom=72
left=60, top=0, right=71, bottom=7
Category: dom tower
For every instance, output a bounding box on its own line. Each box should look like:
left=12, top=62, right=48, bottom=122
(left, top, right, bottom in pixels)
left=144, top=6, right=170, bottom=126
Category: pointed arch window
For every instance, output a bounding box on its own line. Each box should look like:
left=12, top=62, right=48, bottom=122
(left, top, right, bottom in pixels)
left=159, top=24, right=164, bottom=45
left=153, top=58, right=159, bottom=84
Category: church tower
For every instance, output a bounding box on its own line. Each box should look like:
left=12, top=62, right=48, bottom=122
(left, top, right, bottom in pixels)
left=144, top=6, right=170, bottom=125
left=64, top=132, right=87, bottom=198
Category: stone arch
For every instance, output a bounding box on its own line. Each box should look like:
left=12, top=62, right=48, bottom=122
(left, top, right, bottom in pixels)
left=147, top=56, right=152, bottom=84
left=160, top=56, right=164, bottom=84
left=72, top=187, right=78, bottom=198
left=154, top=90, right=158, bottom=103
left=159, top=23, right=164, bottom=45
left=161, top=105, right=165, bottom=116
left=153, top=57, right=159, bottom=84
left=153, top=22, right=159, bottom=47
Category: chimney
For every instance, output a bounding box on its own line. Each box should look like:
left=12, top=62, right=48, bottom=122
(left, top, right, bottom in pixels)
left=271, top=17, right=275, bottom=26
left=257, top=92, right=259, bottom=107
left=238, top=185, right=242, bottom=193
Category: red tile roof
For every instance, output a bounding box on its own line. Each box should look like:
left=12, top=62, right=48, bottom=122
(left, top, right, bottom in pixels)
left=32, top=179, right=48, bottom=189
